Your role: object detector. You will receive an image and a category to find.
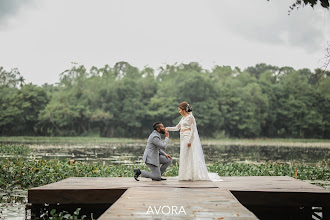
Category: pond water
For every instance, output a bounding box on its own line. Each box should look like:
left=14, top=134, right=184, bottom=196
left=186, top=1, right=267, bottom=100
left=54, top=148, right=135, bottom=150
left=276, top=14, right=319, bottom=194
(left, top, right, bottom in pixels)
left=24, top=142, right=330, bottom=165
left=0, top=189, right=27, bottom=220
left=1, top=142, right=329, bottom=219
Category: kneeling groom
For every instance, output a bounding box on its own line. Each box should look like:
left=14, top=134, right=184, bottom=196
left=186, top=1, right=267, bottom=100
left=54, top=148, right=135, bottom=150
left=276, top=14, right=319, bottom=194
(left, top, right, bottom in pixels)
left=134, top=122, right=172, bottom=181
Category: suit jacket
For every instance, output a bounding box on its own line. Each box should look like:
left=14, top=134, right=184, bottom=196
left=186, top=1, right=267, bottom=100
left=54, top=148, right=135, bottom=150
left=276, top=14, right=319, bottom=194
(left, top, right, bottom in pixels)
left=142, top=130, right=169, bottom=166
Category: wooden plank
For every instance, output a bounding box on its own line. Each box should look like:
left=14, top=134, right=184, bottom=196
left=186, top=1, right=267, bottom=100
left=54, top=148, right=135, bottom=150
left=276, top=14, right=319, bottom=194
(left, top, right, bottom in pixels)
left=28, top=188, right=126, bottom=204
left=216, top=177, right=330, bottom=207
left=231, top=191, right=330, bottom=207
left=28, top=176, right=330, bottom=205
left=98, top=187, right=259, bottom=220
left=215, top=176, right=329, bottom=192
left=30, top=176, right=328, bottom=192
left=28, top=177, right=217, bottom=204
left=30, top=177, right=217, bottom=190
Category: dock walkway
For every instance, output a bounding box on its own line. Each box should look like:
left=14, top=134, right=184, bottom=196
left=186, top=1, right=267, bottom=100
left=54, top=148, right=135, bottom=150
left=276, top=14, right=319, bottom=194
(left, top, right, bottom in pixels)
left=28, top=176, right=330, bottom=219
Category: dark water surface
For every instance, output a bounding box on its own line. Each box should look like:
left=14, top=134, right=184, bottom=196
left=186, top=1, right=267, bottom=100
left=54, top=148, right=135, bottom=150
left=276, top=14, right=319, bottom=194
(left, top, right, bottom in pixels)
left=26, top=142, right=330, bottom=165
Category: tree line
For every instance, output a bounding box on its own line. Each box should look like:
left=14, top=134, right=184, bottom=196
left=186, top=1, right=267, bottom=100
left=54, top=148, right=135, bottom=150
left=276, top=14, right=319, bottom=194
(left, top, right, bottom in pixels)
left=0, top=62, right=329, bottom=138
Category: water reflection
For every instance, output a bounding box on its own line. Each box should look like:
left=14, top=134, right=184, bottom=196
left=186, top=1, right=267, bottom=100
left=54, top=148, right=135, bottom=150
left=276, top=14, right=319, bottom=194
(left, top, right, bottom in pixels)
left=27, top=143, right=330, bottom=165
left=0, top=190, right=27, bottom=220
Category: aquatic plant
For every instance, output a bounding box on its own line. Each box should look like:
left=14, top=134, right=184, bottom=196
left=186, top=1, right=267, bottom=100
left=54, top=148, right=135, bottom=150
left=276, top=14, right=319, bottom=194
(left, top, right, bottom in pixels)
left=208, top=161, right=330, bottom=181
left=35, top=207, right=87, bottom=220
left=0, top=144, right=30, bottom=156
left=0, top=158, right=329, bottom=190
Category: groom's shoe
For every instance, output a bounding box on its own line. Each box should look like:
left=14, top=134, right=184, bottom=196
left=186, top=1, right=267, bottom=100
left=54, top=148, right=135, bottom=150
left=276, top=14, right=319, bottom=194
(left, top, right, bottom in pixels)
left=134, top=168, right=141, bottom=181
left=152, top=178, right=167, bottom=181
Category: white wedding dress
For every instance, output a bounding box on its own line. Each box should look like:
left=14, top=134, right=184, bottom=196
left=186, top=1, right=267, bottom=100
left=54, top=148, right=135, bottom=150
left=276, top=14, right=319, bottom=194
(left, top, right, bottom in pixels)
left=167, top=113, right=221, bottom=181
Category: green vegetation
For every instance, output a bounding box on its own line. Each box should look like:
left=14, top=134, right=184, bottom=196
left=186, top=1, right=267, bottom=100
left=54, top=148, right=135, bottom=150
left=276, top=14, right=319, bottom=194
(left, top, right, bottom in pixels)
left=0, top=158, right=143, bottom=189
left=287, top=0, right=330, bottom=10
left=209, top=162, right=330, bottom=180
left=35, top=208, right=87, bottom=220
left=0, top=144, right=30, bottom=155
left=1, top=157, right=328, bottom=190
left=1, top=63, right=330, bottom=139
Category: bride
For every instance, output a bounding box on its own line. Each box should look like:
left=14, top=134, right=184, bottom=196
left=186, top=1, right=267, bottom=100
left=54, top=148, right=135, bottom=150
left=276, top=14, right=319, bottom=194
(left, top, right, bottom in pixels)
left=166, top=101, right=212, bottom=181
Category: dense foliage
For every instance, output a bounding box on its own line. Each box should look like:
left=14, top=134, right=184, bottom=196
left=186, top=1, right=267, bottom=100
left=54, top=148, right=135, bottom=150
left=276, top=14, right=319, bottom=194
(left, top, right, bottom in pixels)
left=0, top=145, right=329, bottom=190
left=267, top=0, right=330, bottom=12
left=1, top=158, right=329, bottom=190
left=1, top=62, right=329, bottom=138
left=289, top=0, right=329, bottom=10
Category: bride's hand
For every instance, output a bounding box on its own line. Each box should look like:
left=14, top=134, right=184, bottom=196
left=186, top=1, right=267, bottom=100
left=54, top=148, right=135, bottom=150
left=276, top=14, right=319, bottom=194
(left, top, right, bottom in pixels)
left=165, top=127, right=168, bottom=132
left=165, top=154, right=172, bottom=160
left=187, top=143, right=191, bottom=147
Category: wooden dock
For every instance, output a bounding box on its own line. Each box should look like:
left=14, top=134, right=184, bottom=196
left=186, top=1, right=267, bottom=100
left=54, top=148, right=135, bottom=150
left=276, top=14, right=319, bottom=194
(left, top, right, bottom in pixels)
left=28, top=176, right=330, bottom=219
left=99, top=187, right=257, bottom=219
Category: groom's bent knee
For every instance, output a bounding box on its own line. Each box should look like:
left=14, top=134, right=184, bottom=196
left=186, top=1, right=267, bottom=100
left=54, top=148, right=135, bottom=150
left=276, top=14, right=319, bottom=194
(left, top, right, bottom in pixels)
left=160, top=155, right=171, bottom=165
left=163, top=159, right=172, bottom=166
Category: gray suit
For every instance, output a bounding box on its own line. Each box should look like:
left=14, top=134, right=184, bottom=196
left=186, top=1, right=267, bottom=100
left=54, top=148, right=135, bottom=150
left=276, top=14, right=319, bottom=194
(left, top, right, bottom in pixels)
left=141, top=130, right=172, bottom=180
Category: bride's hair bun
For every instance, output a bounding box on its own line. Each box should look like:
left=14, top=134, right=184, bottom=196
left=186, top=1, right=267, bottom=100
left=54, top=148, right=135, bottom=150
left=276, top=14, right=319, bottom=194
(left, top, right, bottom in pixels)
left=186, top=104, right=193, bottom=112
left=179, top=101, right=193, bottom=112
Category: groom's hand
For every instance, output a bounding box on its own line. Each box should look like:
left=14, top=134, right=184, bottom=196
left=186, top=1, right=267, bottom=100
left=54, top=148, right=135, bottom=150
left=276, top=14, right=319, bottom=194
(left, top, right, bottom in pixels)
left=187, top=143, right=191, bottom=147
left=165, top=154, right=172, bottom=160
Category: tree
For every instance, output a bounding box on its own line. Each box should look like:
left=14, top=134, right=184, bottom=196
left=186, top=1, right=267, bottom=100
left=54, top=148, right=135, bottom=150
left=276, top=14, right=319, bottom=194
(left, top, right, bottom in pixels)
left=267, top=0, right=330, bottom=11
left=1, top=62, right=329, bottom=139
left=321, top=42, right=330, bottom=73
left=0, top=67, right=24, bottom=88
left=289, top=0, right=329, bottom=10
left=0, top=84, right=48, bottom=135
left=246, top=63, right=279, bottom=79
left=275, top=71, right=324, bottom=138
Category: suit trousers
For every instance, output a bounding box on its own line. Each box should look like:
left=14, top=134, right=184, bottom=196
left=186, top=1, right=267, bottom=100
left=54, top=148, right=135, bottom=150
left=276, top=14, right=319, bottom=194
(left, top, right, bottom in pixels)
left=141, top=155, right=172, bottom=180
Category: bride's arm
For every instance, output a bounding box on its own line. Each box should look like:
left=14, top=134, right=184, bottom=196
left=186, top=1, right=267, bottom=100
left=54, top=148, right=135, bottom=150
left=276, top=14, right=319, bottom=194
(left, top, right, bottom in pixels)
left=166, top=122, right=181, bottom=132
left=188, top=116, right=195, bottom=144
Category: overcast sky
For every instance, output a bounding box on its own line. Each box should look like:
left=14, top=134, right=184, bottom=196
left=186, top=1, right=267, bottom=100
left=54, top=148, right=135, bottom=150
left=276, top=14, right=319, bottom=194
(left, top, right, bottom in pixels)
left=0, top=0, right=329, bottom=85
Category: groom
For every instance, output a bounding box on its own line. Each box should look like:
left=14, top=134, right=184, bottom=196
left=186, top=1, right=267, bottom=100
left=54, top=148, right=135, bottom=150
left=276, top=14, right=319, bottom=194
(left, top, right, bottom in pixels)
left=134, top=122, right=172, bottom=181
